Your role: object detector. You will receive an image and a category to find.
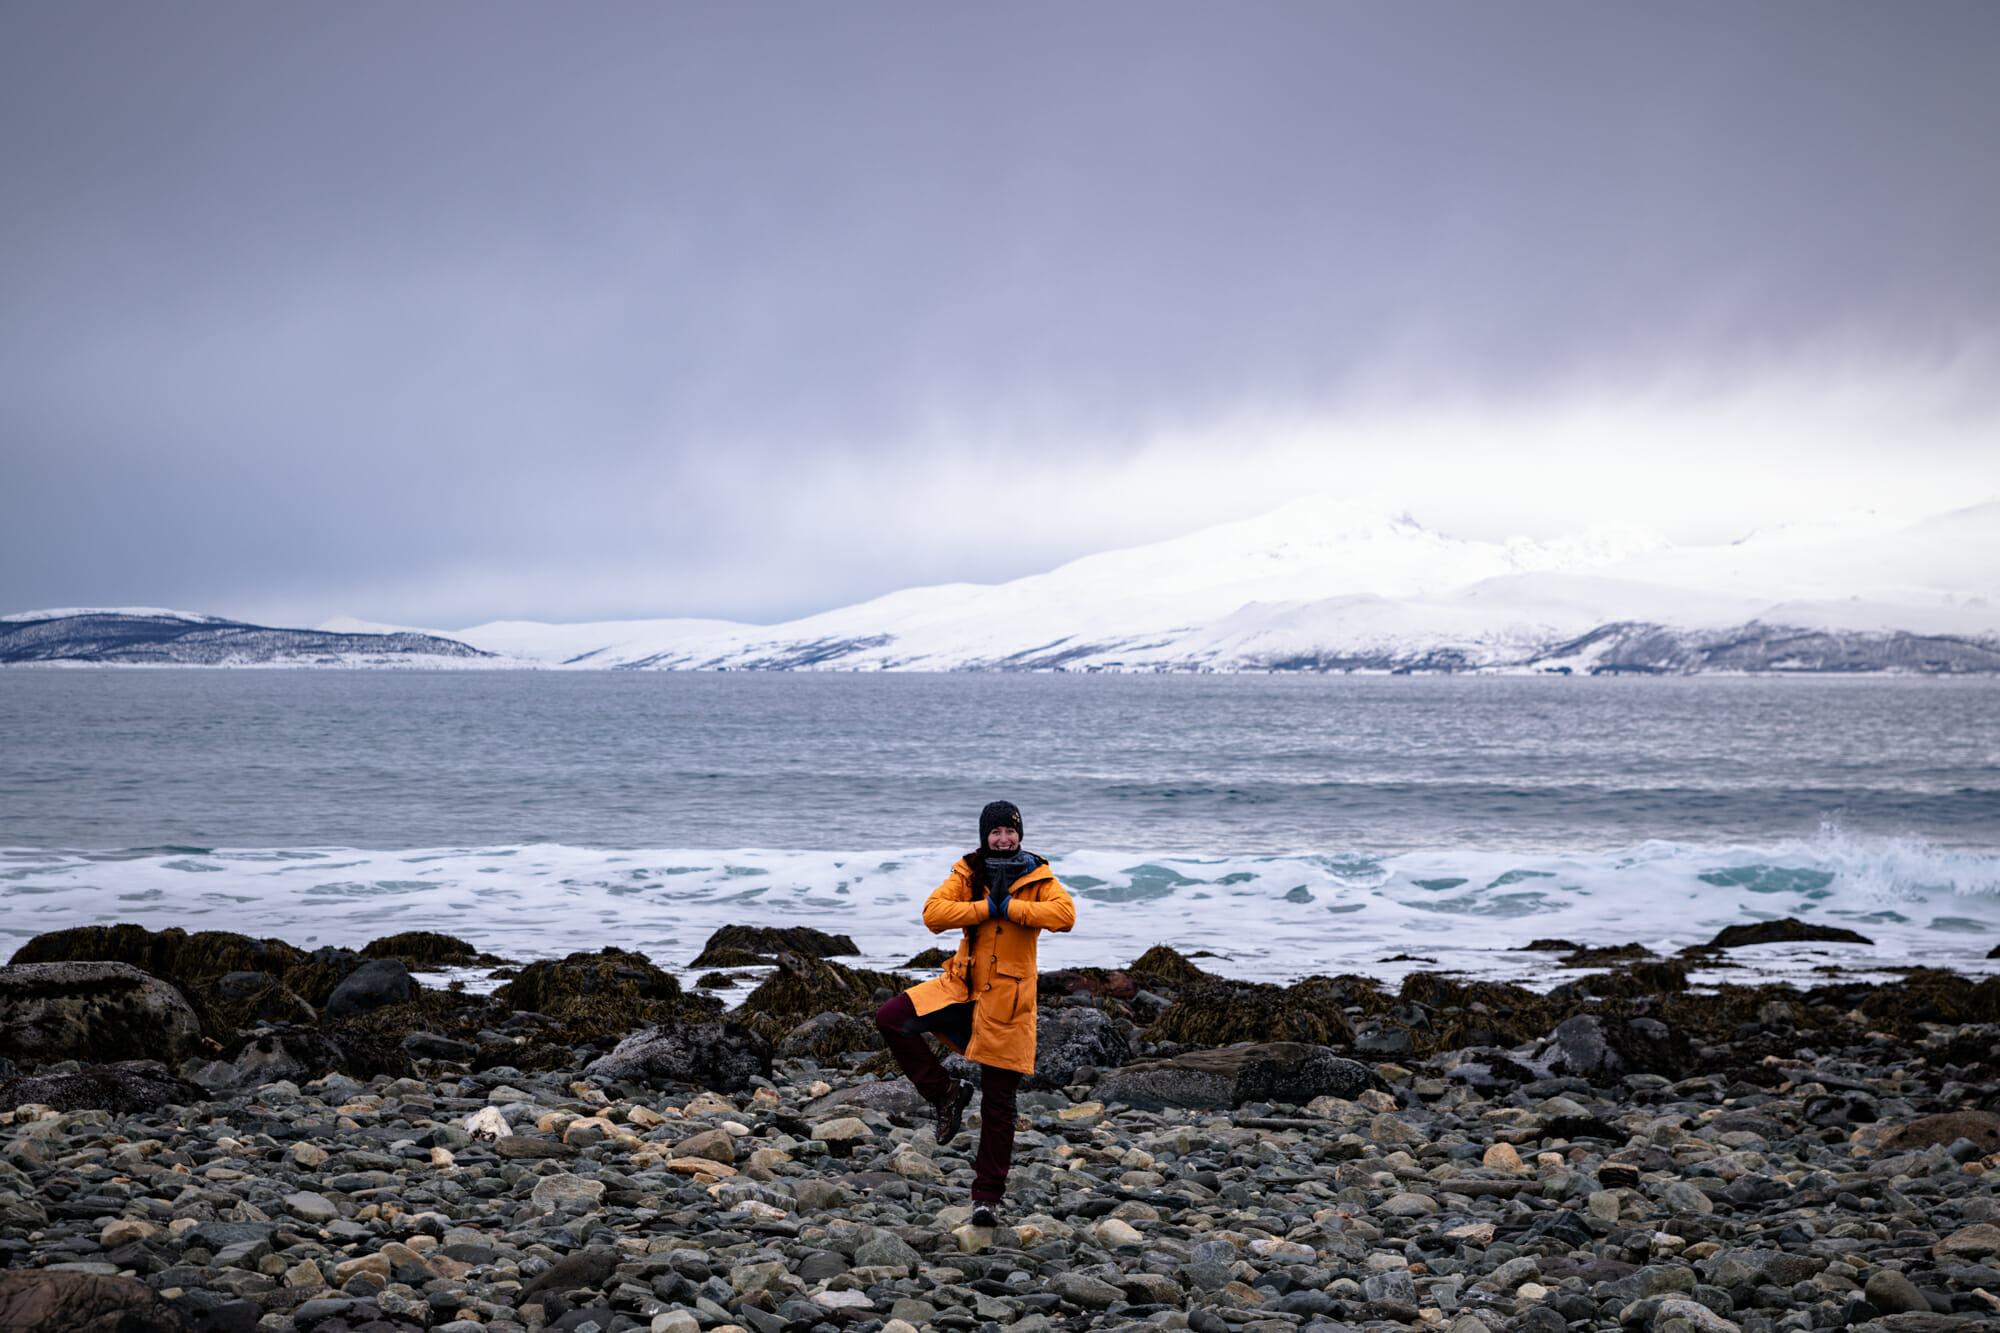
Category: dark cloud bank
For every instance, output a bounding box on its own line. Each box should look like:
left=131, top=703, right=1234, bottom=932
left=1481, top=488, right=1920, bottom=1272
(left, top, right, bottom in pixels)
left=3, top=2, right=1997, bottom=626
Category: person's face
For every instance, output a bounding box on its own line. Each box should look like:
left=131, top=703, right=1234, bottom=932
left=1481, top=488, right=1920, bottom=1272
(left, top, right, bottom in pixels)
left=986, top=825, right=1020, bottom=852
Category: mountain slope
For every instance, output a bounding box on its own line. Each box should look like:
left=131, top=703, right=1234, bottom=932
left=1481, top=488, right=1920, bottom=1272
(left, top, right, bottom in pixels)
left=420, top=497, right=2000, bottom=672
left=13, top=498, right=1997, bottom=672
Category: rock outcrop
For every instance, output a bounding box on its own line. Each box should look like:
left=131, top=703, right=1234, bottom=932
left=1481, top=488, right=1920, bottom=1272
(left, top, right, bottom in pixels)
left=0, top=961, right=203, bottom=1064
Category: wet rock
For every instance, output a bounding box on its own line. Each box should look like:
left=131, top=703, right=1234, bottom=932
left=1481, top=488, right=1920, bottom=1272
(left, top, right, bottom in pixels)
left=1873, top=1111, right=2000, bottom=1155
left=517, top=1250, right=621, bottom=1305
left=0, top=960, right=204, bottom=1063
left=1030, top=1004, right=1131, bottom=1087
left=582, top=1020, right=771, bottom=1091
left=675, top=1128, right=736, bottom=1163
left=691, top=925, right=859, bottom=966
left=1696, top=917, right=1873, bottom=949
left=734, top=953, right=911, bottom=1034
left=324, top=959, right=418, bottom=1019
left=775, top=1011, right=881, bottom=1060
left=1652, top=1297, right=1742, bottom=1333
left=187, top=1025, right=346, bottom=1088
left=1540, top=1012, right=1691, bottom=1078
left=1144, top=978, right=1351, bottom=1046
left=0, top=1269, right=194, bottom=1332
left=1049, top=1272, right=1124, bottom=1309
left=853, top=1232, right=920, bottom=1269
left=402, top=1030, right=478, bottom=1061
left=530, top=1173, right=606, bottom=1212
left=360, top=931, right=482, bottom=966
left=1866, top=1271, right=1932, bottom=1315
left=493, top=1134, right=579, bottom=1160
left=9, top=922, right=302, bottom=980
left=496, top=947, right=695, bottom=1044
left=0, top=1060, right=207, bottom=1113
left=184, top=970, right=318, bottom=1034
left=800, top=1081, right=929, bottom=1118
left=1935, top=1223, right=2000, bottom=1264
left=1093, top=1042, right=1377, bottom=1109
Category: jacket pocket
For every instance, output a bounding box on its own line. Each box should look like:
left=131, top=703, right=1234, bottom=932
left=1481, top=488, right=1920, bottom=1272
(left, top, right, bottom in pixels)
left=991, top=962, right=1028, bottom=1022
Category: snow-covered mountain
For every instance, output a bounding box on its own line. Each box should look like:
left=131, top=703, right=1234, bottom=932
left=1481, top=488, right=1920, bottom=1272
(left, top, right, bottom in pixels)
left=13, top=497, right=1999, bottom=672
left=346, top=495, right=2000, bottom=673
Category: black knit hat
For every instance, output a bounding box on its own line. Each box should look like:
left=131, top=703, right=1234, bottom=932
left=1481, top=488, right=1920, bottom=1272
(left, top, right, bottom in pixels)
left=979, top=800, right=1023, bottom=844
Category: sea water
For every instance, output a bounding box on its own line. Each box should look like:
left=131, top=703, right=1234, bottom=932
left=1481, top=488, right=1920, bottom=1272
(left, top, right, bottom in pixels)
left=3, top=670, right=1997, bottom=990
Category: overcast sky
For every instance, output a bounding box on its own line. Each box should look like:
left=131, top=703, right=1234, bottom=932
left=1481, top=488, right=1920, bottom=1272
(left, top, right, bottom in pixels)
left=5, top=2, right=1998, bottom=628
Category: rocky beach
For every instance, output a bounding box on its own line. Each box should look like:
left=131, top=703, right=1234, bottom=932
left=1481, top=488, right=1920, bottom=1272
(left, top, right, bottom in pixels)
left=5, top=923, right=2000, bottom=1333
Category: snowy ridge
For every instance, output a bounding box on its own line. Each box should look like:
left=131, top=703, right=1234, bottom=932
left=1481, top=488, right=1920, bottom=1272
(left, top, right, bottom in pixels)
left=10, top=498, right=1999, bottom=671
left=432, top=497, right=2000, bottom=673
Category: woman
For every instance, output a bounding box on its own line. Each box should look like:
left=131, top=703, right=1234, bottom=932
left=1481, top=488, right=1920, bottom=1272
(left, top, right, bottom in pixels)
left=873, top=799, right=1076, bottom=1226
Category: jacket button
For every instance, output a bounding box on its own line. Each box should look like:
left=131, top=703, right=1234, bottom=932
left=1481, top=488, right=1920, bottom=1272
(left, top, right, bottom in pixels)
left=983, top=983, right=992, bottom=991
left=990, top=955, right=998, bottom=964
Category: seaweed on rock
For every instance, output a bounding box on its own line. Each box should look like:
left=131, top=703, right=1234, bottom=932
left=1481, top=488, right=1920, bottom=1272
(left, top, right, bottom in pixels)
left=180, top=971, right=318, bottom=1037
left=736, top=953, right=911, bottom=1022
left=1852, top=968, right=2000, bottom=1036
left=1144, top=977, right=1353, bottom=1047
left=488, top=948, right=712, bottom=1050
left=360, top=931, right=484, bottom=966
left=690, top=925, right=859, bottom=967
left=9, top=923, right=304, bottom=979
left=1126, top=944, right=1212, bottom=986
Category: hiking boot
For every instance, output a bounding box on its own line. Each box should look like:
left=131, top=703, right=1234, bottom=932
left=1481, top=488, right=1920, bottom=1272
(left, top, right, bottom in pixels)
left=970, top=1202, right=1002, bottom=1229
left=935, top=1078, right=974, bottom=1145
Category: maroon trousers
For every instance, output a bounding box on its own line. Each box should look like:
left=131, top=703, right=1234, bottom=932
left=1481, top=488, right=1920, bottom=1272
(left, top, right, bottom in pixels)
left=874, top=991, right=1021, bottom=1203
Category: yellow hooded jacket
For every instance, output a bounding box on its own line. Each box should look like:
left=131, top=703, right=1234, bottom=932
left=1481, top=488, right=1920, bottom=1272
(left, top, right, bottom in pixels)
left=902, top=855, right=1076, bottom=1074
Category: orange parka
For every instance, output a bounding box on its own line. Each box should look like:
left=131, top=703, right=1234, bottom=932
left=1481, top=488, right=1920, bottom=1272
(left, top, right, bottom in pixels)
left=903, top=854, right=1076, bottom=1074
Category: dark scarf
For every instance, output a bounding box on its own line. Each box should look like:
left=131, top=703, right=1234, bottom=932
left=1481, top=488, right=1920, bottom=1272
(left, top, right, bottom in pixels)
left=982, top=849, right=1038, bottom=896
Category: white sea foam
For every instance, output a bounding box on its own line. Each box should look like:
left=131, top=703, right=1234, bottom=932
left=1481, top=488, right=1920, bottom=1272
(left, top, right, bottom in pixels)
left=6, top=830, right=1996, bottom=992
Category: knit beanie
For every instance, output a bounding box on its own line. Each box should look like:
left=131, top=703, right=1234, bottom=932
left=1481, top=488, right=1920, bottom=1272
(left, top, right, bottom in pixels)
left=978, top=800, right=1024, bottom=844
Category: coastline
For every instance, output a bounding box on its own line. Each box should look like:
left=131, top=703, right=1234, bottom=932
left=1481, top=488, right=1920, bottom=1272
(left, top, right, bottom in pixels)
left=6, top=923, right=2000, bottom=1333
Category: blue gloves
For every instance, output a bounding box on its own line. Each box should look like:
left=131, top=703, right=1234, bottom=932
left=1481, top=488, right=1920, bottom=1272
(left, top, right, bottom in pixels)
left=987, top=887, right=1011, bottom=921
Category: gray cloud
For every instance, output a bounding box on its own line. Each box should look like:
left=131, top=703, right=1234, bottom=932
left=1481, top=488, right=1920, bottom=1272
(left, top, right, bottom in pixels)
left=4, top=2, right=1998, bottom=625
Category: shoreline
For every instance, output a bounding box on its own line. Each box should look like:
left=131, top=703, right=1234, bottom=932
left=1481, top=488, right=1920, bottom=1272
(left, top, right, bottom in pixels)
left=6, top=923, right=2000, bottom=1333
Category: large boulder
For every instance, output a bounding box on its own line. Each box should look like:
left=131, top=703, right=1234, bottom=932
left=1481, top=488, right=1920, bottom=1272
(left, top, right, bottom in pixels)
left=183, top=971, right=317, bottom=1036
left=1871, top=1110, right=2000, bottom=1156
left=582, top=1021, right=772, bottom=1092
left=1693, top=917, right=1873, bottom=950
left=1031, top=1006, right=1131, bottom=1089
left=8, top=923, right=302, bottom=979
left=185, top=1026, right=348, bottom=1089
left=775, top=1011, right=883, bottom=1060
left=0, top=1268, right=194, bottom=1332
left=499, top=947, right=680, bottom=1012
left=0, top=1060, right=208, bottom=1114
left=360, top=931, right=482, bottom=966
left=1144, top=978, right=1352, bottom=1047
left=737, top=953, right=911, bottom=1023
left=1093, top=1042, right=1378, bottom=1110
left=0, top=961, right=203, bottom=1064
left=801, top=1080, right=931, bottom=1120
left=324, top=959, right=417, bottom=1019
left=690, top=925, right=859, bottom=967
left=1537, top=1012, right=1692, bottom=1080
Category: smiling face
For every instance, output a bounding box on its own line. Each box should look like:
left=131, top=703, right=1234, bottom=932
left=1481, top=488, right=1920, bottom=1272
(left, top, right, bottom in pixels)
left=986, top=825, right=1021, bottom=853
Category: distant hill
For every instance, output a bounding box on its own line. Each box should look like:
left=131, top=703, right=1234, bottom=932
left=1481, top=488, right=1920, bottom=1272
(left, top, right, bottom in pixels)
left=0, top=609, right=491, bottom=666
